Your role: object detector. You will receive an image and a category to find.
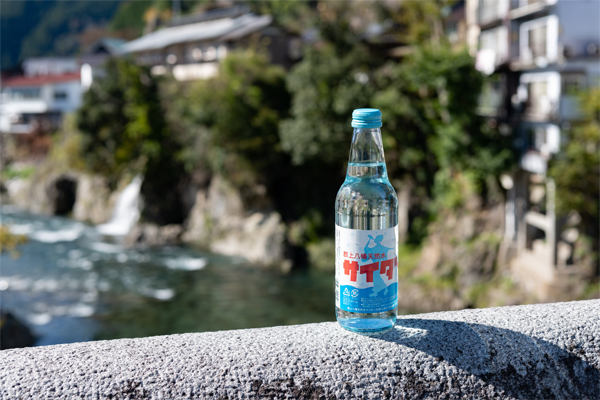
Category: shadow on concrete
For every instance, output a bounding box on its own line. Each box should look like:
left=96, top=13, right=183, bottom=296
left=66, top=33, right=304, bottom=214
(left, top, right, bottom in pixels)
left=373, top=319, right=599, bottom=399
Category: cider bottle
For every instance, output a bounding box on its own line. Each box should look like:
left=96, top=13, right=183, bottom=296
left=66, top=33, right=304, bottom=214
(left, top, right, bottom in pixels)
left=335, top=108, right=399, bottom=334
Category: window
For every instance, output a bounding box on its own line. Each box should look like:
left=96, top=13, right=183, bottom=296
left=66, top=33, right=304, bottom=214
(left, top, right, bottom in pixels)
left=561, top=73, right=586, bottom=95
left=54, top=91, right=67, bottom=101
left=166, top=54, right=177, bottom=64
left=519, top=72, right=560, bottom=120
left=478, top=26, right=509, bottom=67
left=519, top=16, right=558, bottom=65
left=192, top=47, right=203, bottom=62
left=511, top=0, right=557, bottom=11
left=11, top=88, right=41, bottom=100
left=138, top=53, right=162, bottom=66
left=479, top=0, right=509, bottom=24
left=526, top=124, right=560, bottom=155
left=204, top=46, right=217, bottom=61
left=217, top=45, right=227, bottom=60
left=478, top=77, right=505, bottom=116
left=528, top=24, right=547, bottom=59
left=526, top=81, right=549, bottom=116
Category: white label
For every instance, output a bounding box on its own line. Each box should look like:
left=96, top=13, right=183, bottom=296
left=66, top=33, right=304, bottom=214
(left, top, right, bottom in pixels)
left=335, top=225, right=398, bottom=313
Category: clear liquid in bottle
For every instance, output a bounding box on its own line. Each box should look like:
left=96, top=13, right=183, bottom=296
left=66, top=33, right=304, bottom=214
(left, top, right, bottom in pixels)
left=335, top=109, right=399, bottom=334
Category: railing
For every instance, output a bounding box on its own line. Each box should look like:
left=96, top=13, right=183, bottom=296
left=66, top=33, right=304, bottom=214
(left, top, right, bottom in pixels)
left=1, top=300, right=599, bottom=399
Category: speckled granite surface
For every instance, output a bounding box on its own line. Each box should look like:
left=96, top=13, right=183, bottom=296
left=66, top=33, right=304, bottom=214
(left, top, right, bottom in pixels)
left=2, top=300, right=599, bottom=399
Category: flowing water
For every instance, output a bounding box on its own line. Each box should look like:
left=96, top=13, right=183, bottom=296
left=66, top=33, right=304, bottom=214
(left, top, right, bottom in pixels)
left=96, top=176, right=142, bottom=236
left=0, top=206, right=335, bottom=346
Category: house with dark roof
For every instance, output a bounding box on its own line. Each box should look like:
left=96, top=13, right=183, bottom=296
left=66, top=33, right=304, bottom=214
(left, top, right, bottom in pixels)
left=122, top=6, right=298, bottom=81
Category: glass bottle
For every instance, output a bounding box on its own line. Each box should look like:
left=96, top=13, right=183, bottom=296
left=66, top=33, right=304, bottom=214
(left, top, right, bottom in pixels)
left=335, top=108, right=399, bottom=334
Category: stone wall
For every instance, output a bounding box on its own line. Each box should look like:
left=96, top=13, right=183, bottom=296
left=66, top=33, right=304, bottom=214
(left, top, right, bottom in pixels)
left=182, top=175, right=288, bottom=269
left=3, top=170, right=288, bottom=268
left=3, top=172, right=116, bottom=224
left=1, top=300, right=598, bottom=399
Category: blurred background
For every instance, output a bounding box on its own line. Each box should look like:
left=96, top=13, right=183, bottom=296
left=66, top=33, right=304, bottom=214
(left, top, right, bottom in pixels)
left=0, top=0, right=598, bottom=349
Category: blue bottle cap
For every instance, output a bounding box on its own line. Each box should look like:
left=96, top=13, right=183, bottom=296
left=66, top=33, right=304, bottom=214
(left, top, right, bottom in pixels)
left=351, top=108, right=382, bottom=128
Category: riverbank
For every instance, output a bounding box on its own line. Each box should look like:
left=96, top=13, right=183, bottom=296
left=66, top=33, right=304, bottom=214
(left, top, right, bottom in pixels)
left=0, top=207, right=335, bottom=347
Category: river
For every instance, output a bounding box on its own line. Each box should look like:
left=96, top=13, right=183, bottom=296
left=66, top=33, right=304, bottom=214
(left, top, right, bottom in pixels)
left=0, top=206, right=335, bottom=346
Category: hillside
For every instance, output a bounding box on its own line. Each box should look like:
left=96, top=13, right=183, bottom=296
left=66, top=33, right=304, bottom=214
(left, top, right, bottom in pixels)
left=1, top=0, right=122, bottom=70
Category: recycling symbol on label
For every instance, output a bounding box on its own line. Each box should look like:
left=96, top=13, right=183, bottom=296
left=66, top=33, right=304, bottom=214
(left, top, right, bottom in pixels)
left=343, top=288, right=350, bottom=296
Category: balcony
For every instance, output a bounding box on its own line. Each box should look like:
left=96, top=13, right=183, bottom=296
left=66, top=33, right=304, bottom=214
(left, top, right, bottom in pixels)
left=515, top=15, right=559, bottom=68
left=520, top=150, right=547, bottom=174
left=476, top=26, right=509, bottom=74
left=478, top=0, right=509, bottom=26
left=518, top=72, right=560, bottom=121
left=509, top=0, right=557, bottom=20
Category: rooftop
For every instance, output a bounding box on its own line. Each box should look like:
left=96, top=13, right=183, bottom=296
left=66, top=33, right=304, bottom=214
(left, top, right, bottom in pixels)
left=122, top=13, right=272, bottom=54
left=84, top=37, right=127, bottom=56
left=2, top=72, right=81, bottom=88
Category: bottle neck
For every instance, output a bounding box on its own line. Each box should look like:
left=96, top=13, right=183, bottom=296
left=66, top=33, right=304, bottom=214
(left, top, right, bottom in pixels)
left=346, top=127, right=387, bottom=179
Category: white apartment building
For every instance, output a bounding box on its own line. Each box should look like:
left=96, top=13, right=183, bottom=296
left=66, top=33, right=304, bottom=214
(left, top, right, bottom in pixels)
left=468, top=0, right=600, bottom=295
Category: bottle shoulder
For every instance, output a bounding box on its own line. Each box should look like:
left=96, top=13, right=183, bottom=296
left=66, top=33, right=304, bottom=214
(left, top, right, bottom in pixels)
left=335, top=179, right=398, bottom=207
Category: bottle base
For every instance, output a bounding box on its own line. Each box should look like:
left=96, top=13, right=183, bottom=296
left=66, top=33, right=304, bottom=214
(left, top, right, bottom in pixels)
left=337, top=314, right=397, bottom=335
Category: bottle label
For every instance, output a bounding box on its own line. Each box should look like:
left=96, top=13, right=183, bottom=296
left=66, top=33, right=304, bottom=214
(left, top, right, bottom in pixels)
left=335, top=225, right=398, bottom=313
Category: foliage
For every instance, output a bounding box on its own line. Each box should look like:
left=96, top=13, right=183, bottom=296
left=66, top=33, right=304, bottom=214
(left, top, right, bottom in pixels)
left=280, top=42, right=377, bottom=165
left=183, top=49, right=290, bottom=177
left=279, top=3, right=382, bottom=165
left=381, top=0, right=450, bottom=45
left=77, top=58, right=166, bottom=178
left=1, top=165, right=36, bottom=181
left=375, top=46, right=514, bottom=207
left=166, top=47, right=293, bottom=213
left=109, top=0, right=222, bottom=38
left=18, top=0, right=121, bottom=63
left=0, top=0, right=57, bottom=69
left=47, top=114, right=87, bottom=172
left=548, top=88, right=600, bottom=264
left=548, top=88, right=600, bottom=220
left=0, top=225, right=28, bottom=258
left=248, top=0, right=312, bottom=35
left=77, top=58, right=184, bottom=224
left=108, top=0, right=157, bottom=37
left=307, top=238, right=335, bottom=271
left=278, top=1, right=514, bottom=243
left=109, top=0, right=209, bottom=36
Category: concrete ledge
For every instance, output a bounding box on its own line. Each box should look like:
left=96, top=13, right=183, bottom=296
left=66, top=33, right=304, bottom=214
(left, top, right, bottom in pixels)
left=2, top=300, right=599, bottom=399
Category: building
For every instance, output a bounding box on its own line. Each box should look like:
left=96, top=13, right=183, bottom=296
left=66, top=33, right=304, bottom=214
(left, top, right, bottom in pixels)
left=121, top=6, right=299, bottom=81
left=0, top=59, right=82, bottom=135
left=0, top=38, right=127, bottom=136
left=468, top=0, right=600, bottom=296
left=80, top=37, right=126, bottom=88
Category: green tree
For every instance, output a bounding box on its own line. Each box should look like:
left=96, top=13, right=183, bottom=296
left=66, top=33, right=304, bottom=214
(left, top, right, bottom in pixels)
left=18, top=1, right=121, bottom=62
left=172, top=49, right=290, bottom=179
left=279, top=42, right=377, bottom=166
left=548, top=88, right=600, bottom=266
left=0, top=0, right=57, bottom=69
left=278, top=1, right=514, bottom=242
left=77, top=58, right=184, bottom=224
left=77, top=58, right=165, bottom=177
left=279, top=2, right=383, bottom=166
left=374, top=46, right=514, bottom=204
